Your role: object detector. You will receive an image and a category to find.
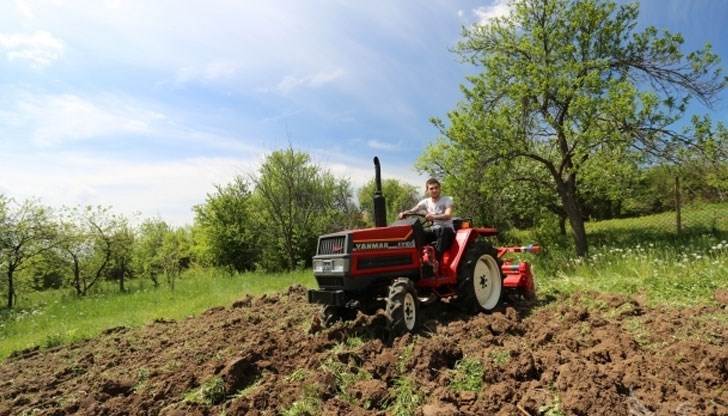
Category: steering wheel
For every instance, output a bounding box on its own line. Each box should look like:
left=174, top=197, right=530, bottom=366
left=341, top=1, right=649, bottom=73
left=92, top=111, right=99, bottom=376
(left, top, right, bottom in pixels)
left=402, top=212, right=433, bottom=228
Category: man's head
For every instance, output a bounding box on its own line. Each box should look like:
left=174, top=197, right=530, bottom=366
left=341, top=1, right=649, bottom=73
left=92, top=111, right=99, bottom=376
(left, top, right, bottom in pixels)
left=425, top=178, right=442, bottom=199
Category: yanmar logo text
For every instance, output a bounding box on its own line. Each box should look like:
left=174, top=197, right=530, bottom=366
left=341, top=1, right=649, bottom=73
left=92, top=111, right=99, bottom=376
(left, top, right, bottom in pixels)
left=354, top=240, right=415, bottom=251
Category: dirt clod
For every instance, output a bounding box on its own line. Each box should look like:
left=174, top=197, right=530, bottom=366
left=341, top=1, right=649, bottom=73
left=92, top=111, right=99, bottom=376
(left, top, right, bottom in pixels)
left=0, top=289, right=726, bottom=415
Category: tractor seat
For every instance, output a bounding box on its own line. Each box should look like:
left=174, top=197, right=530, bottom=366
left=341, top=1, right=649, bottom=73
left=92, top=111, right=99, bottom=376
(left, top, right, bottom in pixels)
left=452, top=217, right=472, bottom=231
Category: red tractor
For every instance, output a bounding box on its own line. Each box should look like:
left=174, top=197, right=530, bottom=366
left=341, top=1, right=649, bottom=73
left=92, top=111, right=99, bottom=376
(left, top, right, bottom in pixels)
left=308, top=157, right=540, bottom=334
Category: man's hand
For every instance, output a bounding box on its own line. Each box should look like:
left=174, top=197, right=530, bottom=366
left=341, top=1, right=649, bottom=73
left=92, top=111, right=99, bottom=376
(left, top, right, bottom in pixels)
left=398, top=211, right=407, bottom=220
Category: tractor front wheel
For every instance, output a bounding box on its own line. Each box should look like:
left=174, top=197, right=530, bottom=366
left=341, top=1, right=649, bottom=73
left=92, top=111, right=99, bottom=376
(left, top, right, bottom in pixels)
left=385, top=278, right=420, bottom=335
left=457, top=242, right=503, bottom=314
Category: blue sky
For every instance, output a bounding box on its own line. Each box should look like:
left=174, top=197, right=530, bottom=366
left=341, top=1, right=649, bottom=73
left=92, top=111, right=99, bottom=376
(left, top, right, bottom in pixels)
left=1, top=0, right=726, bottom=227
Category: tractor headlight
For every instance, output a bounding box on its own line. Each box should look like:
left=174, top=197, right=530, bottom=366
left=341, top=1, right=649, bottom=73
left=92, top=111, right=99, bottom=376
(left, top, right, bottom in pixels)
left=313, top=258, right=349, bottom=274
left=331, top=258, right=348, bottom=273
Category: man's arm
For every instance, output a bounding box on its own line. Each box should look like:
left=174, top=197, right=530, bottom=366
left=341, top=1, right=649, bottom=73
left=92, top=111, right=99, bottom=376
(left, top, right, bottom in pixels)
left=398, top=202, right=424, bottom=220
left=426, top=205, right=452, bottom=222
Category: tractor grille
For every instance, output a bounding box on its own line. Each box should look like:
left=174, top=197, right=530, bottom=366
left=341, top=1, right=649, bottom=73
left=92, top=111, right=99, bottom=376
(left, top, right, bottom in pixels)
left=317, top=235, right=348, bottom=255
left=315, top=275, right=345, bottom=288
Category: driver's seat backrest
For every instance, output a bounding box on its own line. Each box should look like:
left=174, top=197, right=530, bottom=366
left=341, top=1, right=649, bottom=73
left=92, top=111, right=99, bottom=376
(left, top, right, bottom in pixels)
left=452, top=217, right=472, bottom=231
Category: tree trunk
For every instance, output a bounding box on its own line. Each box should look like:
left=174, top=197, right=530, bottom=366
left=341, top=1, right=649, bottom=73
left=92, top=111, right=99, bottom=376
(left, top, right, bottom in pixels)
left=556, top=175, right=589, bottom=257
left=119, top=258, right=126, bottom=293
left=71, top=255, right=82, bottom=296
left=6, top=267, right=14, bottom=309
left=564, top=197, right=588, bottom=257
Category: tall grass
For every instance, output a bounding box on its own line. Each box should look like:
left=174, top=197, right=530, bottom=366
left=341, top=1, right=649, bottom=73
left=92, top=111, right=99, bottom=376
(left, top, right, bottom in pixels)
left=533, top=238, right=728, bottom=306
left=512, top=202, right=728, bottom=307
left=0, top=268, right=315, bottom=360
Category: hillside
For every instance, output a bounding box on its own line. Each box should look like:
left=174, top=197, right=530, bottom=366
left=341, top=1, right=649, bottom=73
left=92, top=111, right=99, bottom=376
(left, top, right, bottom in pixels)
left=1, top=286, right=726, bottom=416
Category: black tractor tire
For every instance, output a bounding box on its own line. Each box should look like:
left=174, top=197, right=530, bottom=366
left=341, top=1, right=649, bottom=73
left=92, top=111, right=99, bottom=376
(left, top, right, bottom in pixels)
left=456, top=242, right=503, bottom=314
left=385, top=278, right=420, bottom=335
left=319, top=305, right=357, bottom=327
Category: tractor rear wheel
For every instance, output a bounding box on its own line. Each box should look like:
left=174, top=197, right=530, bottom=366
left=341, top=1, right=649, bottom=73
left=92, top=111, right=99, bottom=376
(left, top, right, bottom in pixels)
left=385, top=278, right=420, bottom=335
left=319, top=305, right=357, bottom=327
left=457, top=242, right=503, bottom=314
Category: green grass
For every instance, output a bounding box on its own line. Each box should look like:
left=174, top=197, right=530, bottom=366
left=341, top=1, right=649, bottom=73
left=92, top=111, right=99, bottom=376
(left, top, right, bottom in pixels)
left=0, top=268, right=315, bottom=360
left=507, top=202, right=728, bottom=307
left=449, top=358, right=484, bottom=393
left=532, top=236, right=728, bottom=306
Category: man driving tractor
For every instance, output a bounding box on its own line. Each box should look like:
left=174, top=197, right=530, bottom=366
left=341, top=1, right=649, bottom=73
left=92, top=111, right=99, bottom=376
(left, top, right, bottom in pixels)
left=398, top=178, right=455, bottom=274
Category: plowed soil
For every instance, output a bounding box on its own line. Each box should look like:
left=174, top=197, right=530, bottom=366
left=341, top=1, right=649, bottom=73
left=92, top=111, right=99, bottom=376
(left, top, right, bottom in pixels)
left=1, top=286, right=727, bottom=416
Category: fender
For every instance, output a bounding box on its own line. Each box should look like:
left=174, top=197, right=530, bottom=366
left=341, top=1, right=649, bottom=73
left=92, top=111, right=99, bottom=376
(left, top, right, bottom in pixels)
left=439, top=227, right=498, bottom=280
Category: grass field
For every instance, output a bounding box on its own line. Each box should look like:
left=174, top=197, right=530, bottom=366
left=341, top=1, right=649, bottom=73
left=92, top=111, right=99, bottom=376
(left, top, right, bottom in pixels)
left=0, top=269, right=315, bottom=360
left=1, top=202, right=727, bottom=361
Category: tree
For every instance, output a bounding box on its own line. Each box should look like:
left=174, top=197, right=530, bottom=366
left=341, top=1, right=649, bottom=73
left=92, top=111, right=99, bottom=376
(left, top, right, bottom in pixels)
left=0, top=196, right=56, bottom=308
left=157, top=227, right=191, bottom=289
left=426, top=0, right=727, bottom=256
left=134, top=218, right=170, bottom=286
left=327, top=178, right=366, bottom=231
left=106, top=220, right=135, bottom=292
left=357, top=178, right=419, bottom=225
left=252, top=147, right=352, bottom=271
left=58, top=206, right=125, bottom=296
left=193, top=176, right=260, bottom=273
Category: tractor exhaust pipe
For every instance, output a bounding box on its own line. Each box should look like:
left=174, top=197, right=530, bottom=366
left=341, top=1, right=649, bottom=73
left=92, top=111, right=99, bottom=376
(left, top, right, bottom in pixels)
left=373, top=156, right=387, bottom=227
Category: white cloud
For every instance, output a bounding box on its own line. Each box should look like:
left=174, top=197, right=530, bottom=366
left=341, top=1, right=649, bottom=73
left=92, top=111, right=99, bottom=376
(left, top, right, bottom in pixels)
left=13, top=0, right=34, bottom=18
left=174, top=61, right=241, bottom=86
left=0, top=152, right=261, bottom=226
left=0, top=90, right=269, bottom=157
left=367, top=139, right=396, bottom=151
left=474, top=0, right=511, bottom=25
left=9, top=94, right=157, bottom=147
left=312, top=149, right=425, bottom=191
left=0, top=30, right=64, bottom=67
left=275, top=69, right=345, bottom=95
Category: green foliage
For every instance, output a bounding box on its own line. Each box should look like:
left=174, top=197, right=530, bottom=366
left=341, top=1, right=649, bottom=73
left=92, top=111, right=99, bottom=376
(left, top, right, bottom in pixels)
left=193, top=176, right=260, bottom=273
left=386, top=376, right=422, bottom=416
left=357, top=178, right=419, bottom=225
left=252, top=147, right=356, bottom=271
left=490, top=349, right=511, bottom=366
left=282, top=369, right=323, bottom=415
left=449, top=358, right=484, bottom=393
left=134, top=218, right=172, bottom=286
left=320, top=350, right=372, bottom=405
left=0, top=196, right=57, bottom=308
left=395, top=340, right=416, bottom=374
left=57, top=205, right=130, bottom=296
left=383, top=339, right=423, bottom=416
left=281, top=393, right=320, bottom=416
left=183, top=375, right=226, bottom=405
left=425, top=0, right=727, bottom=257
left=539, top=394, right=565, bottom=416
left=105, top=221, right=136, bottom=292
